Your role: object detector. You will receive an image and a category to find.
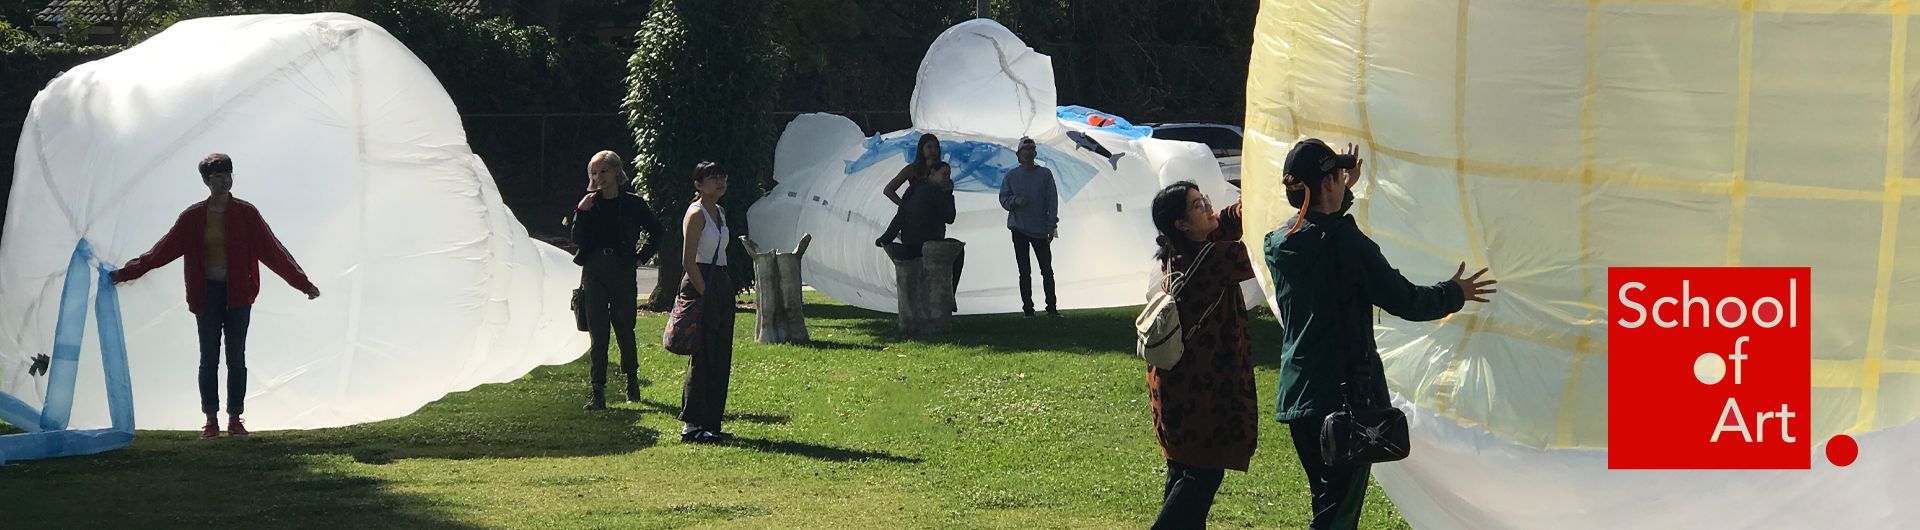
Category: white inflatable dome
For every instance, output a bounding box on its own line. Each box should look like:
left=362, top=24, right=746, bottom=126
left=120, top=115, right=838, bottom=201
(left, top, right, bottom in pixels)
left=749, top=19, right=1238, bottom=314
left=1, top=13, right=586, bottom=430
left=1244, top=0, right=1919, bottom=527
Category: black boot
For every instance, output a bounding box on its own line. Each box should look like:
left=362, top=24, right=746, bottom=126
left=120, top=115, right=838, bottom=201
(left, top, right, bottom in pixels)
left=584, top=384, right=607, bottom=410
left=624, top=376, right=641, bottom=403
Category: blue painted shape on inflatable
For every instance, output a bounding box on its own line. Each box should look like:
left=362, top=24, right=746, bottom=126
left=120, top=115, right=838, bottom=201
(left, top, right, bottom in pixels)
left=1055, top=105, right=1152, bottom=139
left=0, top=240, right=137, bottom=465
left=843, top=132, right=1100, bottom=201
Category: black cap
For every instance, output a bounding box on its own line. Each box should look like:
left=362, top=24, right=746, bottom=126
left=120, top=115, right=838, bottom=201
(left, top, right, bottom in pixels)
left=1283, top=138, right=1356, bottom=180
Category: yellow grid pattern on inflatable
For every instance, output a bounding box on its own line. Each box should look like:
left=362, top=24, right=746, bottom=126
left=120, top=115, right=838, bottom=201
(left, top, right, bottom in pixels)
left=1244, top=0, right=1918, bottom=449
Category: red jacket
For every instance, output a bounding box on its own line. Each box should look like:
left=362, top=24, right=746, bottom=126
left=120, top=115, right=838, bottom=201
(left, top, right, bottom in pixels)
left=119, top=198, right=316, bottom=315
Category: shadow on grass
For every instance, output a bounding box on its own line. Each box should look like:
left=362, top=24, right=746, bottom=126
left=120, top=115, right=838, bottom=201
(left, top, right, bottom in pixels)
left=832, top=303, right=1293, bottom=369
left=721, top=436, right=923, bottom=463
left=803, top=302, right=890, bottom=321
left=622, top=398, right=790, bottom=426
left=0, top=430, right=494, bottom=529
left=0, top=361, right=665, bottom=528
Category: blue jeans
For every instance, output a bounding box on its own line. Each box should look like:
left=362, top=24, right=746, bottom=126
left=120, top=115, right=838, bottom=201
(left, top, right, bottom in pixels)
left=197, top=281, right=251, bottom=415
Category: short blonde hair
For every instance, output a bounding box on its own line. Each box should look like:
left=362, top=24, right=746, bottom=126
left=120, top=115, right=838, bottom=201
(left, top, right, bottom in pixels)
left=589, top=150, right=623, bottom=171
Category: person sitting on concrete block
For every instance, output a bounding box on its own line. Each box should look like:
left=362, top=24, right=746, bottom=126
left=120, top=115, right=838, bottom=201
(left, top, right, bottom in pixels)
left=876, top=162, right=963, bottom=294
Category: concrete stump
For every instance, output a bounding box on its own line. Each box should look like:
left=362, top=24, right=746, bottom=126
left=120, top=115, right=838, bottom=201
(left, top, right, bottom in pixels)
left=741, top=234, right=811, bottom=344
left=894, top=239, right=964, bottom=335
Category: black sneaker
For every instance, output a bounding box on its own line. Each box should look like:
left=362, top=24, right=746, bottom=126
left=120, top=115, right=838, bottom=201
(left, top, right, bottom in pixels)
left=682, top=430, right=721, bottom=444
left=1047, top=310, right=1063, bottom=319
left=1023, top=310, right=1036, bottom=319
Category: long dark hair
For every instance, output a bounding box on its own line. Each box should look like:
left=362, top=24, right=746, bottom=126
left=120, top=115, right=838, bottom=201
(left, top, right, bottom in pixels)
left=911, top=133, right=942, bottom=178
left=1151, top=181, right=1202, bottom=263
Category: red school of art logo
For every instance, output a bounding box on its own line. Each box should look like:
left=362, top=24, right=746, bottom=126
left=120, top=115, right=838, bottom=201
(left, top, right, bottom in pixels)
left=1607, top=267, right=1811, bottom=469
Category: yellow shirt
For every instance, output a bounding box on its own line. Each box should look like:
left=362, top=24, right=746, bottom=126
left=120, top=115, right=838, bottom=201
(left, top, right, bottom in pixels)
left=205, top=209, right=227, bottom=268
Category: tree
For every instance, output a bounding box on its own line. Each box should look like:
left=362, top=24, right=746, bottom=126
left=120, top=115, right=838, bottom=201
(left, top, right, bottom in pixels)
left=624, top=0, right=780, bottom=309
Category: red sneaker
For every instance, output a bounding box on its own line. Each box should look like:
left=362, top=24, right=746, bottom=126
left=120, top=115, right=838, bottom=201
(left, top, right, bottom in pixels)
left=200, top=419, right=220, bottom=439
left=227, top=417, right=250, bottom=437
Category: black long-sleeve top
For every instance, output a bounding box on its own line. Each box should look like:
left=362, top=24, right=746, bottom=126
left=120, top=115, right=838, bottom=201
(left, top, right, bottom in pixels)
left=879, top=181, right=956, bottom=251
left=570, top=192, right=664, bottom=267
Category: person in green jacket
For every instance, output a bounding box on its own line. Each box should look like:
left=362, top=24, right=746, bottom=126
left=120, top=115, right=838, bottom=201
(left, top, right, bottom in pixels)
left=1263, top=139, right=1496, bottom=530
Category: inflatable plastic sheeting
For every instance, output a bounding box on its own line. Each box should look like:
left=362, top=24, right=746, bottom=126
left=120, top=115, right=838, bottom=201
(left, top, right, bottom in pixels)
left=1244, top=0, right=1920, bottom=527
left=749, top=19, right=1240, bottom=314
left=1055, top=105, right=1154, bottom=140
left=2, top=14, right=587, bottom=431
left=0, top=241, right=137, bottom=464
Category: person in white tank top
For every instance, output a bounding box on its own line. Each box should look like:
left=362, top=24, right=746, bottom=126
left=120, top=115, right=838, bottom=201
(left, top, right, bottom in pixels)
left=686, top=203, right=729, bottom=266
left=676, top=161, right=737, bottom=443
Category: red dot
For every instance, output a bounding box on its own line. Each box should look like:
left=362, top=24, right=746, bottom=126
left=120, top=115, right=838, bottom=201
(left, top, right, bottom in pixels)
left=1758, top=302, right=1778, bottom=324
left=1826, top=435, right=1858, bottom=467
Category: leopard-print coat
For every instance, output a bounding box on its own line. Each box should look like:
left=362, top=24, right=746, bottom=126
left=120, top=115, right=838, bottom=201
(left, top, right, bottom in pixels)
left=1148, top=203, right=1259, bottom=472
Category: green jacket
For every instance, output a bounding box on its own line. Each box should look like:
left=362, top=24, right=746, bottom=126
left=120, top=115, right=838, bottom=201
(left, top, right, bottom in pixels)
left=1264, top=210, right=1463, bottom=422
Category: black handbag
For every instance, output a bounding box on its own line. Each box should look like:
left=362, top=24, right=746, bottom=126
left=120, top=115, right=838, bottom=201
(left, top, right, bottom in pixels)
left=1319, top=354, right=1410, bottom=466
left=571, top=274, right=589, bottom=332
left=1317, top=229, right=1411, bottom=466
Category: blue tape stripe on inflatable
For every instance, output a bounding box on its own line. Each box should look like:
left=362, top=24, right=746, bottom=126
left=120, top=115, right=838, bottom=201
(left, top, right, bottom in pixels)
left=37, top=240, right=92, bottom=431
left=0, top=240, right=137, bottom=465
left=0, top=392, right=41, bottom=434
left=96, top=263, right=134, bottom=432
left=844, top=133, right=1100, bottom=201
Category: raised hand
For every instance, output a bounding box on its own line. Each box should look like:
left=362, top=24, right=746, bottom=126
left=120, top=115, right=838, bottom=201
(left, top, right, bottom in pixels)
left=1342, top=143, right=1364, bottom=188
left=1450, top=263, right=1497, bottom=303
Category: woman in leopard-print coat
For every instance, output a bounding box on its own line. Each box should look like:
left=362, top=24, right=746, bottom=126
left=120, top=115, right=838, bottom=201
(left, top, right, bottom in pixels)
left=1143, top=181, right=1258, bottom=529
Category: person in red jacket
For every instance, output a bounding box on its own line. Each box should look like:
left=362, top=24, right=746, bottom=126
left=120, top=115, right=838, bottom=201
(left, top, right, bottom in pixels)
left=109, top=153, right=321, bottom=439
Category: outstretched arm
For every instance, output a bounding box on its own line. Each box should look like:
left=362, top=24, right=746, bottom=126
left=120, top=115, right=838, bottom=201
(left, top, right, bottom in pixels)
left=1344, top=224, right=1462, bottom=321
left=112, top=212, right=191, bottom=283
left=253, top=212, right=319, bottom=299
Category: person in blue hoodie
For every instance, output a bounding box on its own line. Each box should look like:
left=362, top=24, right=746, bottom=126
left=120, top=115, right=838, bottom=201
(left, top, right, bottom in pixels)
left=1263, top=139, right=1496, bottom=530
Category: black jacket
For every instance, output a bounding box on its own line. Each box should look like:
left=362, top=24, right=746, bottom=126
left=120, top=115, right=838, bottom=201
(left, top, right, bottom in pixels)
left=878, top=182, right=956, bottom=254
left=570, top=192, right=664, bottom=267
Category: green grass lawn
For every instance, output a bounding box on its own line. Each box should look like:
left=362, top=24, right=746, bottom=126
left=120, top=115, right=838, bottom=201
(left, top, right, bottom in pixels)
left=0, top=292, right=1408, bottom=529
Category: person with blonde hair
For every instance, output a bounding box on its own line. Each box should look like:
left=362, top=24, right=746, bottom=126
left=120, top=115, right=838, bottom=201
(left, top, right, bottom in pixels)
left=570, top=150, right=664, bottom=410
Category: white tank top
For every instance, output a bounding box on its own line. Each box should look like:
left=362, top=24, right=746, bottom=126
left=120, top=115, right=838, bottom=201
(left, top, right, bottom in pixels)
left=689, top=203, right=729, bottom=266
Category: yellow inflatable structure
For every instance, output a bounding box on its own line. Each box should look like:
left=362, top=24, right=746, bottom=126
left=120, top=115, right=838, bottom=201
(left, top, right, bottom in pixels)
left=1245, top=0, right=1919, bottom=526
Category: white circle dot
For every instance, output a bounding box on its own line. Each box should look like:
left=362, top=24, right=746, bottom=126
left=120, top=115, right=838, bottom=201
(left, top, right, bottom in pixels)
left=1694, top=353, right=1726, bottom=385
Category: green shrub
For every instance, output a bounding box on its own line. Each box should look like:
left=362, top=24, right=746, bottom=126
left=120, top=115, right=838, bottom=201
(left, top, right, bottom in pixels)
left=625, top=0, right=781, bottom=301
